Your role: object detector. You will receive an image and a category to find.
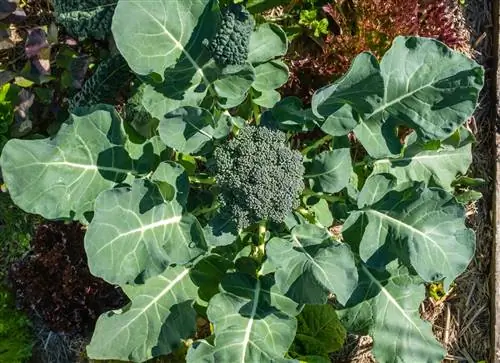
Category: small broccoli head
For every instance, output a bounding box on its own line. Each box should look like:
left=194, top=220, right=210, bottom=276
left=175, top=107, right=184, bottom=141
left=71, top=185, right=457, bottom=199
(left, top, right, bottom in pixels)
left=209, top=4, right=255, bottom=66
left=214, top=126, right=305, bottom=228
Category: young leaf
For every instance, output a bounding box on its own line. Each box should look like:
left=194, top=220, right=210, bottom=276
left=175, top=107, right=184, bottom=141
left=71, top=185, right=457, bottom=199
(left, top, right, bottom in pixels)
left=147, top=80, right=211, bottom=121
left=309, top=199, right=334, bottom=228
left=87, top=266, right=198, bottom=362
left=203, top=213, right=239, bottom=247
left=338, top=261, right=446, bottom=363
left=289, top=305, right=346, bottom=358
left=151, top=161, right=189, bottom=206
left=252, top=60, right=289, bottom=92
left=266, top=224, right=358, bottom=305
left=248, top=23, right=288, bottom=64
left=344, top=179, right=475, bottom=285
left=0, top=105, right=133, bottom=221
left=186, top=273, right=297, bottom=362
left=213, top=63, right=255, bottom=101
left=190, top=254, right=234, bottom=303
left=253, top=89, right=281, bottom=108
left=267, top=97, right=318, bottom=132
left=85, top=179, right=207, bottom=285
left=304, top=147, right=353, bottom=194
left=372, top=139, right=472, bottom=191
left=158, top=107, right=216, bottom=154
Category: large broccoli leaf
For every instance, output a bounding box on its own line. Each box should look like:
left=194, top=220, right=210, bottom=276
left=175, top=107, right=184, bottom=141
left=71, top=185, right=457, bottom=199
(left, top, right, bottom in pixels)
left=266, top=224, right=358, bottom=305
left=87, top=266, right=198, bottom=362
left=112, top=0, right=219, bottom=81
left=338, top=261, right=446, bottom=363
left=186, top=273, right=297, bottom=363
left=343, top=175, right=475, bottom=285
left=372, top=131, right=473, bottom=191
left=85, top=178, right=207, bottom=285
left=312, top=36, right=483, bottom=158
left=0, top=105, right=134, bottom=221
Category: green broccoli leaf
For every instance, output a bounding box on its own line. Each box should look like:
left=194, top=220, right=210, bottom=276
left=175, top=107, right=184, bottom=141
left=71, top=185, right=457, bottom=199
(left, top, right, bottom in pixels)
left=85, top=179, right=207, bottom=285
left=343, top=175, right=475, bottom=285
left=266, top=224, right=358, bottom=305
left=186, top=273, right=297, bottom=363
left=304, top=144, right=353, bottom=194
left=338, top=261, right=446, bottom=363
left=0, top=105, right=134, bottom=221
left=158, top=106, right=217, bottom=155
left=289, top=305, right=346, bottom=359
left=253, top=60, right=289, bottom=92
left=87, top=266, right=198, bottom=361
left=372, top=131, right=472, bottom=191
left=248, top=23, right=288, bottom=64
left=312, top=36, right=484, bottom=158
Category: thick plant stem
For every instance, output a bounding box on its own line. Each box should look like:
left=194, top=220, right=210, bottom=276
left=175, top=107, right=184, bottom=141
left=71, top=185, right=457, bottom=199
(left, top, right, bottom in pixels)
left=191, top=203, right=220, bottom=217
left=258, top=220, right=266, bottom=245
left=301, top=134, right=333, bottom=155
left=253, top=220, right=267, bottom=268
left=253, top=102, right=261, bottom=125
left=302, top=188, right=344, bottom=203
left=189, top=176, right=216, bottom=185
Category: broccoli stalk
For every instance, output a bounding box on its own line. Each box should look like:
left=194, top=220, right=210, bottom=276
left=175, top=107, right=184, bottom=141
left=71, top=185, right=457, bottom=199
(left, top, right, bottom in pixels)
left=213, top=126, right=305, bottom=228
left=209, top=4, right=255, bottom=66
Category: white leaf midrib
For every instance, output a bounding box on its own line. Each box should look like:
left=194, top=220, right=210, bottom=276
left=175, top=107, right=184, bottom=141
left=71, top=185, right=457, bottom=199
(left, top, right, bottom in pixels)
left=104, top=268, right=191, bottom=345
left=132, top=1, right=212, bottom=89
left=361, top=264, right=426, bottom=339
left=239, top=279, right=261, bottom=363
left=365, top=209, right=448, bottom=260
left=94, top=214, right=183, bottom=256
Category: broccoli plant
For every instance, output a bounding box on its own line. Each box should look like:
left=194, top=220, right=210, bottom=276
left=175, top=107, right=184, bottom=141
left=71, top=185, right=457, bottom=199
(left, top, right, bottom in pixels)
left=0, top=0, right=484, bottom=362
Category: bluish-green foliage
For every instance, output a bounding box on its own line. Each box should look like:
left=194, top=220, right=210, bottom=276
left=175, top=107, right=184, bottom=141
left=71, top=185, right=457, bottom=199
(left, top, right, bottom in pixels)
left=214, top=126, right=305, bottom=228
left=209, top=4, right=255, bottom=66
left=53, top=0, right=116, bottom=40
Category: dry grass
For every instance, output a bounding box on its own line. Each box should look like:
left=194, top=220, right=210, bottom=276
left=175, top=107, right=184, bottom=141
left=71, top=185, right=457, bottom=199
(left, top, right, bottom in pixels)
left=429, top=0, right=495, bottom=360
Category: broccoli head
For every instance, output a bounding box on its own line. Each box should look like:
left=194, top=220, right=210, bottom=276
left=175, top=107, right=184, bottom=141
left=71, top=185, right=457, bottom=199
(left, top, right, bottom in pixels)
left=209, top=4, right=255, bottom=66
left=214, top=126, right=305, bottom=228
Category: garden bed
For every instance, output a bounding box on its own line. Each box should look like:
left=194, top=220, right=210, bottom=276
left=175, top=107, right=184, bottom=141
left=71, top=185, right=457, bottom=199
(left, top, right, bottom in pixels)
left=0, top=0, right=498, bottom=362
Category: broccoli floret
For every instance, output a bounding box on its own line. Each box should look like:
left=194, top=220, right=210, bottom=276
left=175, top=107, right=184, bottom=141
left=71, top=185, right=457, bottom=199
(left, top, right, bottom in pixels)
left=209, top=4, right=255, bottom=66
left=214, top=126, right=305, bottom=228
